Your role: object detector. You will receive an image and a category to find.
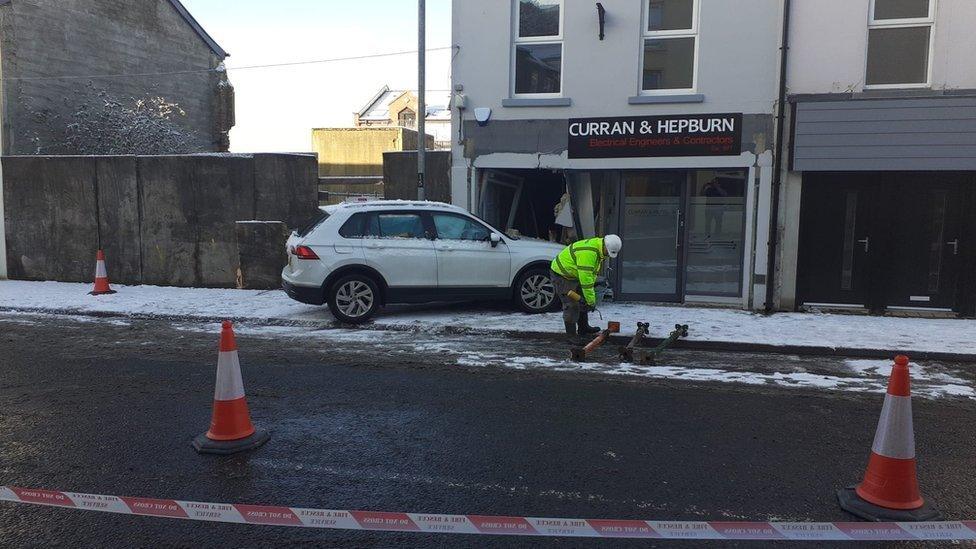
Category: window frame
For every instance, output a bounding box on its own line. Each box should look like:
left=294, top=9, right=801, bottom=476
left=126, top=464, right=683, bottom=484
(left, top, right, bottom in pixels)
left=431, top=212, right=495, bottom=242
left=638, top=0, right=701, bottom=96
left=511, top=0, right=565, bottom=98
left=864, top=0, right=937, bottom=90
left=364, top=211, right=433, bottom=240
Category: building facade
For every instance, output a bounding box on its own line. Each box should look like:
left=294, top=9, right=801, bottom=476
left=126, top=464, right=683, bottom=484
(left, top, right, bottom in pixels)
left=778, top=0, right=976, bottom=316
left=451, top=0, right=784, bottom=308
left=355, top=86, right=452, bottom=149
left=0, top=0, right=234, bottom=155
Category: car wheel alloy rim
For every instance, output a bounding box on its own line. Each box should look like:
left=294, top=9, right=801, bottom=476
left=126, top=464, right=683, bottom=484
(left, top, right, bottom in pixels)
left=336, top=281, right=374, bottom=318
left=521, top=274, right=555, bottom=310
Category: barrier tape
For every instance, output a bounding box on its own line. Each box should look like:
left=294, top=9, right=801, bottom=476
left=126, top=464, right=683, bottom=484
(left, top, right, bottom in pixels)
left=2, top=486, right=974, bottom=541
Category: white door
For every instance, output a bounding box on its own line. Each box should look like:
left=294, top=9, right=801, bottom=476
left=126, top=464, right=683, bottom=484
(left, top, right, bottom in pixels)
left=431, top=212, right=511, bottom=287
left=361, top=211, right=437, bottom=287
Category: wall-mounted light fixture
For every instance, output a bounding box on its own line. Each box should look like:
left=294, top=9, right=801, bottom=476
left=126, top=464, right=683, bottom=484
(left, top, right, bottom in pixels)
left=596, top=3, right=606, bottom=40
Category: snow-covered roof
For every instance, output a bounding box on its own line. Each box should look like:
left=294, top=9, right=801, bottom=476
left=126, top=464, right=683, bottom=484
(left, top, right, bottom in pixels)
left=323, top=199, right=464, bottom=215
left=357, top=86, right=451, bottom=123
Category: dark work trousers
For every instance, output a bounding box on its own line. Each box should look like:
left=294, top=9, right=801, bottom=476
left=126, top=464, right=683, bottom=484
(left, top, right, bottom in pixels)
left=551, top=270, right=582, bottom=324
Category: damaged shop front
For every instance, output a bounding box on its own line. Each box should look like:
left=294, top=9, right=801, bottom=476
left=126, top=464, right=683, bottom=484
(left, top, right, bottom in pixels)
left=456, top=113, right=774, bottom=308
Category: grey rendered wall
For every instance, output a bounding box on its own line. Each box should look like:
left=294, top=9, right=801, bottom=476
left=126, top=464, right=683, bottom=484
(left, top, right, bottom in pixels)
left=451, top=0, right=782, bottom=122
left=2, top=154, right=318, bottom=288
left=793, top=97, right=976, bottom=171
left=789, top=0, right=976, bottom=94
left=0, top=0, right=228, bottom=155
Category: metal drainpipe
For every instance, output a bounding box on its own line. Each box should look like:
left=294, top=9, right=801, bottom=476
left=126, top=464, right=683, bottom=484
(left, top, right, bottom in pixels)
left=764, top=0, right=792, bottom=313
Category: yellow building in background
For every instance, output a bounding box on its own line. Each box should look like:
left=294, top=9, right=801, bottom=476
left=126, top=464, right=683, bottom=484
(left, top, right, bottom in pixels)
left=311, top=127, right=429, bottom=177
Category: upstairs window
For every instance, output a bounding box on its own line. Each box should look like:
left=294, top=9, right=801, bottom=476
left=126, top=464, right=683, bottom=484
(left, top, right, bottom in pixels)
left=641, top=0, right=698, bottom=93
left=513, top=0, right=563, bottom=95
left=866, top=0, right=934, bottom=87
left=397, top=108, right=416, bottom=129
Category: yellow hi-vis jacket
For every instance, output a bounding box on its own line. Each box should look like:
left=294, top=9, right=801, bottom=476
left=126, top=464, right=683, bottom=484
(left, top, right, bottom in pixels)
left=551, top=237, right=605, bottom=306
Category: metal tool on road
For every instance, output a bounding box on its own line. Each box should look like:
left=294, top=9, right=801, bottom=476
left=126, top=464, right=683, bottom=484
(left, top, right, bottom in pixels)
left=571, top=321, right=620, bottom=361
left=619, top=323, right=689, bottom=365
left=618, top=322, right=650, bottom=363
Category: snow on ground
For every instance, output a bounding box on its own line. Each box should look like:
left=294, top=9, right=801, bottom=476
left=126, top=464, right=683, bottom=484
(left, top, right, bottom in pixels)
left=1, top=280, right=975, bottom=355
left=163, top=321, right=976, bottom=400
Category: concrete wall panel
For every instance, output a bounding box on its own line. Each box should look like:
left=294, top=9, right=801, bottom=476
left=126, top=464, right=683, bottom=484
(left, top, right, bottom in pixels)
left=2, top=154, right=317, bottom=287
left=96, top=156, right=141, bottom=283
left=3, top=157, right=97, bottom=282
left=193, top=156, right=254, bottom=287
left=254, top=154, right=319, bottom=229
left=383, top=151, right=452, bottom=203
left=138, top=156, right=198, bottom=287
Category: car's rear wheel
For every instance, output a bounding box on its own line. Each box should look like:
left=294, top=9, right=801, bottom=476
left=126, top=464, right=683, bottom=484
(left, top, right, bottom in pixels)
left=514, top=267, right=559, bottom=313
left=327, top=274, right=380, bottom=324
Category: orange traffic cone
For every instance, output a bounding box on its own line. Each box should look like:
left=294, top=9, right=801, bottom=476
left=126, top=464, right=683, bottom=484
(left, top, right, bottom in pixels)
left=192, top=321, right=270, bottom=455
left=88, top=250, right=117, bottom=295
left=837, top=356, right=940, bottom=521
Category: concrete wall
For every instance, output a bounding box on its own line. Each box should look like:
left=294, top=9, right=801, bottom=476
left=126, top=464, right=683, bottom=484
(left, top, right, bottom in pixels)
left=2, top=154, right=317, bottom=288
left=383, top=150, right=451, bottom=204
left=789, top=0, right=976, bottom=94
left=312, top=127, right=434, bottom=177
left=0, top=0, right=232, bottom=155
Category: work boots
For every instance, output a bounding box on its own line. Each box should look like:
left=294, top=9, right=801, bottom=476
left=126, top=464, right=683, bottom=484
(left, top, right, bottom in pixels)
left=578, top=311, right=601, bottom=336
left=564, top=321, right=579, bottom=344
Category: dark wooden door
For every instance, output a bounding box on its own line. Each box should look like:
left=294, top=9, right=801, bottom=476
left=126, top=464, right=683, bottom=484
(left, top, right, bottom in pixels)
left=797, top=174, right=878, bottom=307
left=883, top=178, right=966, bottom=309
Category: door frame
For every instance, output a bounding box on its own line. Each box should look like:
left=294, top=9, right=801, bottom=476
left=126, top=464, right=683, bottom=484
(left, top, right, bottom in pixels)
left=611, top=170, right=689, bottom=302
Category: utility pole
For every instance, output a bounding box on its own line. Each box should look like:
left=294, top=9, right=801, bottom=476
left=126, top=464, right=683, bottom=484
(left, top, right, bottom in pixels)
left=417, top=0, right=426, bottom=201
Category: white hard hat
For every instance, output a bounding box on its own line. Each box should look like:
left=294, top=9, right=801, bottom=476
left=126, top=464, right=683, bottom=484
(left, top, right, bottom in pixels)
left=604, top=234, right=622, bottom=258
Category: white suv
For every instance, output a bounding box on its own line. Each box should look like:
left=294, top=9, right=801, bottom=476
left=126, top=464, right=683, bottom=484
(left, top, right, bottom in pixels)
left=281, top=200, right=565, bottom=323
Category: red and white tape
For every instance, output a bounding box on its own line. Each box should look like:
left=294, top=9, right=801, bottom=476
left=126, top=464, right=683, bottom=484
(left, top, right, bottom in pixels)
left=2, top=486, right=974, bottom=541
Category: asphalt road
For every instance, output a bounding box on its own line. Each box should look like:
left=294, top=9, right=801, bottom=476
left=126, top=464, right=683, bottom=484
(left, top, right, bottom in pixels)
left=0, top=313, right=974, bottom=548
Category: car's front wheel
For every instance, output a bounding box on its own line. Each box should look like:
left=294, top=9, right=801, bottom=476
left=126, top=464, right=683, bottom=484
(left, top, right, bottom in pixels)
left=327, top=274, right=380, bottom=324
left=514, top=268, right=559, bottom=313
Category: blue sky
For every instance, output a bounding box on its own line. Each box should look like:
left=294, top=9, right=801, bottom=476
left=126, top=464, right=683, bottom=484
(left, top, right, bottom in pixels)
left=181, top=0, right=452, bottom=152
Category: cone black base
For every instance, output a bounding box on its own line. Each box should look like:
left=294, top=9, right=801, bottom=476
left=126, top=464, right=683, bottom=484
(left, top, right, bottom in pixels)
left=89, top=290, right=117, bottom=296
left=192, top=429, right=270, bottom=455
left=837, top=488, right=941, bottom=522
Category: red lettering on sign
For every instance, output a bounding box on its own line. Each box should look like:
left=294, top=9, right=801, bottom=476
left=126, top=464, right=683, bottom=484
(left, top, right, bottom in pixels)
left=587, top=519, right=659, bottom=537
left=349, top=511, right=420, bottom=531
left=120, top=497, right=188, bottom=518
left=234, top=504, right=303, bottom=526
left=11, top=488, right=74, bottom=507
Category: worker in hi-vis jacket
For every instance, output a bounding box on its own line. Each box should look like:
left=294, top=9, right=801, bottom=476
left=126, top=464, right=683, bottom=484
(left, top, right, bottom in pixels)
left=550, top=235, right=622, bottom=341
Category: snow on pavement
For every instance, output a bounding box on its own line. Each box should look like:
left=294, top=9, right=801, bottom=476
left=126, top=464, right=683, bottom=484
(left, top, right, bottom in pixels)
left=167, top=321, right=976, bottom=400
left=1, top=280, right=975, bottom=355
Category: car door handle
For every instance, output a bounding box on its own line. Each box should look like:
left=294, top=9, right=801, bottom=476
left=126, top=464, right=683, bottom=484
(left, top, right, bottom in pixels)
left=946, top=239, right=959, bottom=255
left=366, top=241, right=383, bottom=249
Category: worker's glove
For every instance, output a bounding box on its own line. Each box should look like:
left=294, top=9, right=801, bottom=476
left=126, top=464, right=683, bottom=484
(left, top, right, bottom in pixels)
left=581, top=302, right=595, bottom=313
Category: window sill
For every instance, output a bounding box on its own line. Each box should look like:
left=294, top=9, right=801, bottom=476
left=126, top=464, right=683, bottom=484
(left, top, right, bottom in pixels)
left=502, top=97, right=573, bottom=107
left=629, top=94, right=705, bottom=105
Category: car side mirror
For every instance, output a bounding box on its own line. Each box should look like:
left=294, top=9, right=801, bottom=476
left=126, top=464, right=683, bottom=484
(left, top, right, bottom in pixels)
left=489, top=233, right=502, bottom=248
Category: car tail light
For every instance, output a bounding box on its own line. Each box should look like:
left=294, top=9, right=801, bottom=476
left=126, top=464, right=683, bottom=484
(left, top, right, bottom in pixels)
left=293, top=245, right=319, bottom=260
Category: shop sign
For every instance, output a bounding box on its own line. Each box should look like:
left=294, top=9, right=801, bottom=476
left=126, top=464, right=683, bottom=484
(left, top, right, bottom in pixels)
left=568, top=113, right=742, bottom=159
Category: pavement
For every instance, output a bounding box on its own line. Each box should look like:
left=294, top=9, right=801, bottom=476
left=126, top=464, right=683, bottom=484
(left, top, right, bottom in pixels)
left=1, top=312, right=975, bottom=547
left=2, top=280, right=975, bottom=360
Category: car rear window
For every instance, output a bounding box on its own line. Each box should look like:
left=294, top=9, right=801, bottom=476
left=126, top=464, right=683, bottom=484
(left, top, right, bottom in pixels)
left=338, top=213, right=367, bottom=238
left=295, top=210, right=330, bottom=237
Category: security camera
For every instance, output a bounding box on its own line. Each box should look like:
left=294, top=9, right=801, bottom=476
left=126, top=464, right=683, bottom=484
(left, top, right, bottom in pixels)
left=474, top=107, right=492, bottom=127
